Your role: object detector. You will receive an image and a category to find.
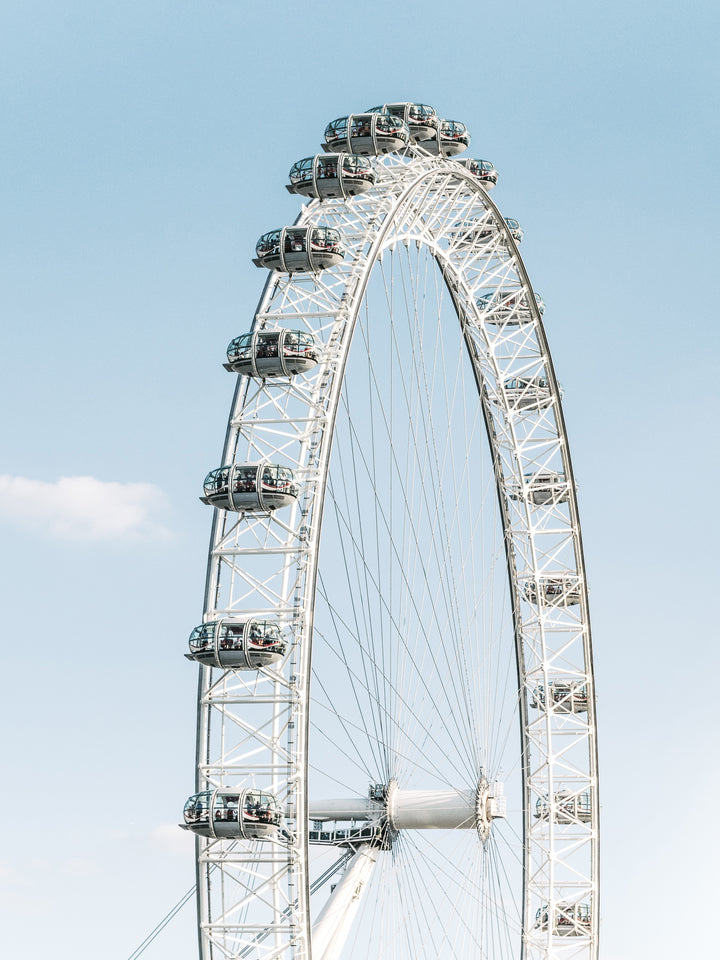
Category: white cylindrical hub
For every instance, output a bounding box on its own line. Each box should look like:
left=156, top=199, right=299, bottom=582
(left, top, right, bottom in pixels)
left=388, top=788, right=476, bottom=830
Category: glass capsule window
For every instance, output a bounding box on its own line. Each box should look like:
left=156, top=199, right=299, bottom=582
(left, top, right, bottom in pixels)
left=184, top=791, right=212, bottom=824
left=233, top=465, right=259, bottom=492
left=256, top=231, right=282, bottom=257
left=189, top=623, right=216, bottom=653
left=288, top=157, right=314, bottom=183
left=343, top=155, right=374, bottom=179
left=325, top=117, right=349, bottom=140
left=375, top=114, right=405, bottom=135
left=284, top=229, right=308, bottom=253
left=316, top=158, right=339, bottom=179
left=349, top=116, right=373, bottom=138
left=246, top=621, right=283, bottom=650
left=227, top=333, right=253, bottom=361
left=260, top=464, right=297, bottom=493
left=523, top=470, right=566, bottom=483
left=408, top=103, right=436, bottom=121
left=218, top=622, right=245, bottom=651
left=213, top=792, right=241, bottom=823
left=536, top=791, right=591, bottom=816
left=283, top=332, right=318, bottom=359
left=243, top=791, right=281, bottom=826
left=541, top=580, right=568, bottom=596
left=553, top=683, right=587, bottom=702
left=505, top=377, right=550, bottom=390
left=203, top=466, right=230, bottom=498
left=308, top=227, right=342, bottom=252
left=441, top=120, right=469, bottom=139
left=255, top=332, right=280, bottom=359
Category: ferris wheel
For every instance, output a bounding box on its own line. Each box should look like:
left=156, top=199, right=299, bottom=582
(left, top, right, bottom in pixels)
left=180, top=103, right=599, bottom=960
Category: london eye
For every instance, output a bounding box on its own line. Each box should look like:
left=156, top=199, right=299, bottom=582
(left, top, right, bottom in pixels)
left=181, top=102, right=599, bottom=960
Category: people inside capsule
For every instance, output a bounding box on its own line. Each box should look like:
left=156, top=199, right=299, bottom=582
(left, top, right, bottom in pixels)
left=508, top=470, right=567, bottom=506
left=254, top=227, right=344, bottom=273
left=531, top=681, right=588, bottom=713
left=418, top=119, right=470, bottom=156
left=287, top=154, right=375, bottom=200
left=503, top=375, right=552, bottom=408
left=182, top=789, right=282, bottom=839
left=225, top=330, right=320, bottom=377
left=522, top=471, right=568, bottom=504
left=456, top=157, right=498, bottom=188
left=366, top=103, right=438, bottom=142
left=200, top=463, right=298, bottom=512
left=524, top=576, right=581, bottom=605
left=535, top=791, right=592, bottom=822
left=504, top=218, right=524, bottom=243
left=323, top=114, right=410, bottom=156
left=451, top=217, right=495, bottom=245
left=187, top=619, right=286, bottom=668
left=535, top=903, right=591, bottom=936
left=477, top=289, right=544, bottom=323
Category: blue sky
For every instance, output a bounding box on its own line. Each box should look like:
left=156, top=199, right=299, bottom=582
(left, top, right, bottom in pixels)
left=1, top=2, right=718, bottom=958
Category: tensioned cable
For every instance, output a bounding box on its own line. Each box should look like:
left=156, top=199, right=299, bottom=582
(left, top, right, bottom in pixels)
left=332, top=298, right=480, bottom=778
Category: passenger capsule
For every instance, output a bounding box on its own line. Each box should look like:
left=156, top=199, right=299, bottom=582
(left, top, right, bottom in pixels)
left=477, top=289, right=545, bottom=324
left=510, top=471, right=569, bottom=505
left=504, top=218, right=524, bottom=243
left=455, top=157, right=498, bottom=189
left=323, top=114, right=410, bottom=156
left=366, top=102, right=439, bottom=142
left=417, top=120, right=470, bottom=157
left=503, top=375, right=553, bottom=410
left=450, top=217, right=495, bottom=246
left=535, top=791, right=592, bottom=823
left=200, top=463, right=299, bottom=513
left=186, top=619, right=286, bottom=669
left=287, top=154, right=375, bottom=200
left=254, top=226, right=345, bottom=273
left=523, top=576, right=582, bottom=606
left=531, top=681, right=588, bottom=714
left=182, top=788, right=282, bottom=840
left=224, top=330, right=320, bottom=378
left=451, top=216, right=522, bottom=247
left=535, top=903, right=591, bottom=937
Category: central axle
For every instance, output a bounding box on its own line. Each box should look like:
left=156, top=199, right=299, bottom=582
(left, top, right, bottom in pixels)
left=308, top=779, right=505, bottom=841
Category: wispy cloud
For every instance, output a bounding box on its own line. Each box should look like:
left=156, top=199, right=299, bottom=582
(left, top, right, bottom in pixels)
left=0, top=475, right=171, bottom=541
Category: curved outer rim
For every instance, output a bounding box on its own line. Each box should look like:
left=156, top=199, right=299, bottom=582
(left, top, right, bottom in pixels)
left=193, top=147, right=599, bottom=960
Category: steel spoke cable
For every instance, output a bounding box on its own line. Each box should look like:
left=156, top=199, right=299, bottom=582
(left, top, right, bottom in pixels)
left=389, top=250, right=481, bottom=759
left=354, top=257, right=481, bottom=773
left=321, top=442, right=478, bottom=779
left=312, top=618, right=471, bottom=786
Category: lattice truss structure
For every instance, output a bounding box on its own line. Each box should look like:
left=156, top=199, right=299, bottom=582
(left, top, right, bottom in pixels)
left=193, top=149, right=599, bottom=960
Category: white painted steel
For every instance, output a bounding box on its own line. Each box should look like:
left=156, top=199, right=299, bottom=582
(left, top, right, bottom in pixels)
left=310, top=845, right=379, bottom=960
left=192, top=135, right=599, bottom=960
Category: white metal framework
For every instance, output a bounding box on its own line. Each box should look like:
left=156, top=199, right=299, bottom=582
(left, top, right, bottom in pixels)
left=191, top=126, right=599, bottom=960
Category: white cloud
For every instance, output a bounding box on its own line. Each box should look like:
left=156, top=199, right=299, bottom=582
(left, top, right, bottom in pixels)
left=0, top=474, right=171, bottom=541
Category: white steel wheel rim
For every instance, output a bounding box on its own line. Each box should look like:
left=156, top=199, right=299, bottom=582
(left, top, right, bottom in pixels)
left=195, top=150, right=599, bottom=960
